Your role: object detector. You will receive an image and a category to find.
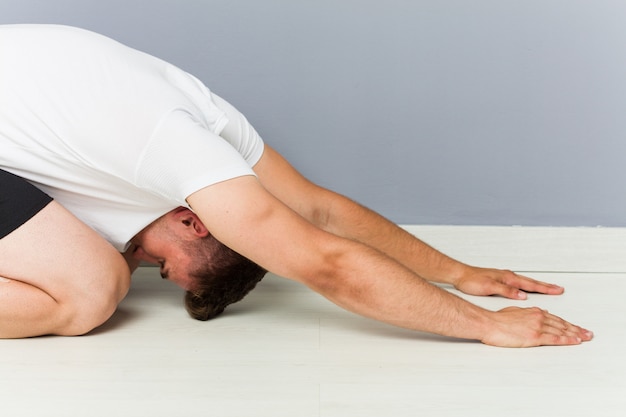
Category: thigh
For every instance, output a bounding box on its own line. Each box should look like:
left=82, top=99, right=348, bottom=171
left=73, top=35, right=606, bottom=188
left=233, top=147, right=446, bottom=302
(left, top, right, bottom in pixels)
left=0, top=170, right=130, bottom=337
left=0, top=200, right=130, bottom=306
left=0, top=171, right=130, bottom=336
left=0, top=200, right=131, bottom=336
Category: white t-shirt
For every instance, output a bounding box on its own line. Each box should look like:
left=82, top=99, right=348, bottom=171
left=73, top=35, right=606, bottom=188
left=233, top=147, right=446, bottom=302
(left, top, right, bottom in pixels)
left=0, top=24, right=264, bottom=251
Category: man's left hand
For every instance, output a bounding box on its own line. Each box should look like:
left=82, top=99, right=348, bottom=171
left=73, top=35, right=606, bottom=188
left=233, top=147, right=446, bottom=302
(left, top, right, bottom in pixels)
left=452, top=267, right=565, bottom=300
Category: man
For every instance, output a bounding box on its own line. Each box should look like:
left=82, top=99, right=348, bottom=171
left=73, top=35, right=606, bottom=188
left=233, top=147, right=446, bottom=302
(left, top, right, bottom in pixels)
left=0, top=24, right=593, bottom=346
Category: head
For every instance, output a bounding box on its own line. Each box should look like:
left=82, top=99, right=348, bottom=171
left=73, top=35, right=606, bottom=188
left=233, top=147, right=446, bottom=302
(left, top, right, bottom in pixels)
left=183, top=236, right=267, bottom=320
left=132, top=207, right=267, bottom=320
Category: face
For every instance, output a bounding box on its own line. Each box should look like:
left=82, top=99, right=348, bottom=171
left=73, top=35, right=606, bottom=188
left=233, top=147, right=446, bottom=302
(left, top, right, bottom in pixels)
left=131, top=242, right=196, bottom=291
left=130, top=209, right=204, bottom=291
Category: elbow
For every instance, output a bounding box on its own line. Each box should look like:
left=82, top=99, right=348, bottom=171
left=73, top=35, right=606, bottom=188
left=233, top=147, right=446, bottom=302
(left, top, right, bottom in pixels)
left=295, top=238, right=386, bottom=315
left=295, top=242, right=358, bottom=300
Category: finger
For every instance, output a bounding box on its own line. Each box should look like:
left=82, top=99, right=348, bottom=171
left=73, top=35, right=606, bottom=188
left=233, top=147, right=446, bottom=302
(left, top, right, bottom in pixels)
left=484, top=281, right=528, bottom=300
left=506, top=273, right=565, bottom=295
left=540, top=312, right=594, bottom=341
left=539, top=326, right=592, bottom=345
left=537, top=333, right=583, bottom=346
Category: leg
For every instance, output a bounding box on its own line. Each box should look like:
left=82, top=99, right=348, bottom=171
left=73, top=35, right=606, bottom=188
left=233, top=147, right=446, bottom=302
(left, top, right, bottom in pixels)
left=0, top=201, right=130, bottom=338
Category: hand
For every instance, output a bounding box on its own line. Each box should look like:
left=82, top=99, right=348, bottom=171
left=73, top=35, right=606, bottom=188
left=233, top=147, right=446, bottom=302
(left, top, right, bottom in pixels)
left=453, top=267, right=565, bottom=300
left=481, top=306, right=594, bottom=347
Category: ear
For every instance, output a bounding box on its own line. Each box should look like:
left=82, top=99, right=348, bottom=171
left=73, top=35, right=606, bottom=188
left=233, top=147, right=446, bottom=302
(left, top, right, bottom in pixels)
left=171, top=207, right=210, bottom=238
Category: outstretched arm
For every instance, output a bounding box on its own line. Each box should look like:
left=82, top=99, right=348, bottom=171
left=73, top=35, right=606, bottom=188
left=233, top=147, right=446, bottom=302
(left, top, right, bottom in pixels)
left=187, top=175, right=592, bottom=347
left=252, top=145, right=564, bottom=300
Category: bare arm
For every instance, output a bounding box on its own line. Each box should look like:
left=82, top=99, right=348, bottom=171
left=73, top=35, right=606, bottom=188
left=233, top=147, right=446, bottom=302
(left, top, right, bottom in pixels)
left=252, top=145, right=564, bottom=300
left=187, top=175, right=592, bottom=347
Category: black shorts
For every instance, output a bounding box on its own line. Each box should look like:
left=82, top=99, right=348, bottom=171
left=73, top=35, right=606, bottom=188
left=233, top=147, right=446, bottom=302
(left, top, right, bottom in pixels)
left=0, top=169, right=53, bottom=239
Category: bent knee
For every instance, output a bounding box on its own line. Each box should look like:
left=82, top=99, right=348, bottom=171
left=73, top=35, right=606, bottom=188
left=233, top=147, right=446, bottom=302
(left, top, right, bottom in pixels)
left=84, top=246, right=132, bottom=303
left=56, top=260, right=131, bottom=336
left=106, top=250, right=133, bottom=301
left=54, top=296, right=120, bottom=336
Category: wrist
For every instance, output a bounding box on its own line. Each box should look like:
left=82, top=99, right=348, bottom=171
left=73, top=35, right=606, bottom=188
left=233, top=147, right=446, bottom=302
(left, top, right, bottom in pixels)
left=463, top=304, right=494, bottom=342
left=446, top=262, right=474, bottom=288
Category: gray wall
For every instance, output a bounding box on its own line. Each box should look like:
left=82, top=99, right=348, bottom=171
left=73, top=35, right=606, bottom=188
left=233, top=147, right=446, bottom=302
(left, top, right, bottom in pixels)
left=2, top=0, right=626, bottom=227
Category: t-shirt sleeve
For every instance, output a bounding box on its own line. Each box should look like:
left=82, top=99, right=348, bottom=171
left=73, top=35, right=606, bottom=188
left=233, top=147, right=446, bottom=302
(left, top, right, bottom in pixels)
left=135, top=110, right=257, bottom=205
left=211, top=93, right=265, bottom=167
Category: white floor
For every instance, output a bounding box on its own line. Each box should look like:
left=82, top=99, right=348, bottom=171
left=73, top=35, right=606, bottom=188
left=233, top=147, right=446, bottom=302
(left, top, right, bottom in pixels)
left=1, top=227, right=625, bottom=417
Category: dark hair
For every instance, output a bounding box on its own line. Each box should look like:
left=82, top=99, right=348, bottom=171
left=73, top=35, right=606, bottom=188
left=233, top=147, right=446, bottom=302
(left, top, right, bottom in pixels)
left=183, top=235, right=267, bottom=321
